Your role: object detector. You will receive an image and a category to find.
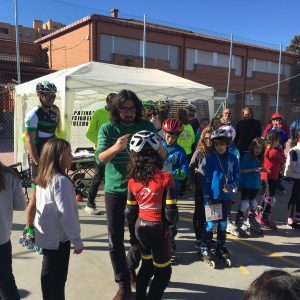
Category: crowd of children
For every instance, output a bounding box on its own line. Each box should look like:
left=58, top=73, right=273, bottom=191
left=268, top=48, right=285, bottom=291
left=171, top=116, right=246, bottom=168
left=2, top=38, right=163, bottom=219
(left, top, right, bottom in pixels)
left=3, top=92, right=300, bottom=300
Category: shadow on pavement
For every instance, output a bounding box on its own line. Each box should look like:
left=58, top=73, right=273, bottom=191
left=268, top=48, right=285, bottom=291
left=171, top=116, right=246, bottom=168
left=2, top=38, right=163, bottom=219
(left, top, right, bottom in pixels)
left=165, top=281, right=244, bottom=300
left=19, top=289, right=31, bottom=299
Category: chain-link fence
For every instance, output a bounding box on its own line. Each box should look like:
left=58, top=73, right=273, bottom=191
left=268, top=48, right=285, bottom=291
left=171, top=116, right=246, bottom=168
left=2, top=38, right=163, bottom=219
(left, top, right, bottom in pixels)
left=1, top=0, right=300, bottom=167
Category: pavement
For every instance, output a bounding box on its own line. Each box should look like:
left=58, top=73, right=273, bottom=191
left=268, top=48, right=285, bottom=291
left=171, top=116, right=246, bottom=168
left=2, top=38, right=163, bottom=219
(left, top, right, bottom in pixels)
left=11, top=182, right=300, bottom=300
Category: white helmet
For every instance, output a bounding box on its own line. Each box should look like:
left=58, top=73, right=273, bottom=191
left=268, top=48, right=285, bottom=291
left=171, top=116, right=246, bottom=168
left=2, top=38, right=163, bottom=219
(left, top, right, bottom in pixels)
left=130, top=130, right=160, bottom=153
left=211, top=127, right=231, bottom=141
left=220, top=125, right=236, bottom=141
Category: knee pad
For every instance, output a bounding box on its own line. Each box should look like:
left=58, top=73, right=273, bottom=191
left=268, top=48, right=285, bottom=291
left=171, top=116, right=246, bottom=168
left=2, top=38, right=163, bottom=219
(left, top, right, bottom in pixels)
left=250, top=199, right=258, bottom=210
left=239, top=200, right=250, bottom=213
left=219, top=219, right=227, bottom=232
left=206, top=221, right=216, bottom=232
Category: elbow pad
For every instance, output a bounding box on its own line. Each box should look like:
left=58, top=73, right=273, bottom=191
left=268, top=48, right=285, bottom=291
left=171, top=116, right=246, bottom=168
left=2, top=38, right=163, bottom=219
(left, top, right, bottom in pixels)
left=124, top=205, right=138, bottom=225
left=165, top=206, right=178, bottom=225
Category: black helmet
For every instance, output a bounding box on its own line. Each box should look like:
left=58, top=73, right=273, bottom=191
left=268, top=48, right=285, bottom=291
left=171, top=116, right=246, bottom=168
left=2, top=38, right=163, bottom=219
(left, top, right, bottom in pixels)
left=36, top=81, right=57, bottom=94
left=185, top=103, right=198, bottom=112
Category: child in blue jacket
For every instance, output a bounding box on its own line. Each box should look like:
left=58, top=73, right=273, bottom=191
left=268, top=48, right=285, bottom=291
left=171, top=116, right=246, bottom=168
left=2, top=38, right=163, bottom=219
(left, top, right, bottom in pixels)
left=161, top=118, right=188, bottom=257
left=201, top=127, right=239, bottom=261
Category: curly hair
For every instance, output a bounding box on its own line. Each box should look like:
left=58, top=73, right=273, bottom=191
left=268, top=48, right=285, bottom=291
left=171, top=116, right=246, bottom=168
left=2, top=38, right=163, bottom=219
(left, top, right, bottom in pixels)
left=127, top=147, right=164, bottom=182
left=196, top=126, right=213, bottom=154
left=110, top=90, right=143, bottom=125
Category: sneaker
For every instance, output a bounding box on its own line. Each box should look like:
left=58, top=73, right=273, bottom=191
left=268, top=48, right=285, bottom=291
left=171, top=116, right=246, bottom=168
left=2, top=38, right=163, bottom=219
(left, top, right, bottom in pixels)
left=85, top=205, right=101, bottom=215
left=287, top=222, right=300, bottom=230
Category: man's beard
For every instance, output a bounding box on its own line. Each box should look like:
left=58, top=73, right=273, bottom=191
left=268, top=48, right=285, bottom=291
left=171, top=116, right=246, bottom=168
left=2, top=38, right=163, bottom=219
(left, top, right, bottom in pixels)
left=122, top=116, right=134, bottom=124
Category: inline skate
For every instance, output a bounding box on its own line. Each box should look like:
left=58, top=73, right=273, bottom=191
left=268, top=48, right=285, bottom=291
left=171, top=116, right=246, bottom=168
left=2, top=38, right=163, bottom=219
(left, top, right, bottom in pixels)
left=226, top=216, right=241, bottom=237
left=216, top=245, right=232, bottom=267
left=200, top=245, right=217, bottom=269
left=247, top=213, right=264, bottom=235
left=235, top=216, right=251, bottom=237
left=19, top=227, right=42, bottom=254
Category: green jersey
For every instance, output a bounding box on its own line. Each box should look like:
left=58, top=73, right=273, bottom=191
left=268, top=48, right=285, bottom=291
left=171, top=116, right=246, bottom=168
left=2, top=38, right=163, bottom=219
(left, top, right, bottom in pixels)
left=95, top=119, right=156, bottom=194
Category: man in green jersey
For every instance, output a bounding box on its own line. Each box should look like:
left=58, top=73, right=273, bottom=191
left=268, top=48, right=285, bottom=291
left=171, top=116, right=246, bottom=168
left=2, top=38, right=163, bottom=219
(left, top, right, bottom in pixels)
left=24, top=81, right=57, bottom=228
left=96, top=90, right=161, bottom=300
left=85, top=92, right=116, bottom=214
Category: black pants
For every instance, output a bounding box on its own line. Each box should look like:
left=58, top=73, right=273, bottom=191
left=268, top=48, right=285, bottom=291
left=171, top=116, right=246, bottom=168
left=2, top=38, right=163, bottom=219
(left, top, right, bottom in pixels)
left=288, top=178, right=300, bottom=219
left=193, top=186, right=205, bottom=241
left=41, top=241, right=70, bottom=300
left=262, top=180, right=279, bottom=218
left=105, top=192, right=130, bottom=288
left=87, top=163, right=105, bottom=207
left=0, top=240, right=20, bottom=300
left=180, top=153, right=192, bottom=195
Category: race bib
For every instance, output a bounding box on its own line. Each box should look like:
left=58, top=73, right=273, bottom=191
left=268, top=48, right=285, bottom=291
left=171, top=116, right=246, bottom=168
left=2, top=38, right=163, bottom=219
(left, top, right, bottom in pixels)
left=205, top=203, right=223, bottom=221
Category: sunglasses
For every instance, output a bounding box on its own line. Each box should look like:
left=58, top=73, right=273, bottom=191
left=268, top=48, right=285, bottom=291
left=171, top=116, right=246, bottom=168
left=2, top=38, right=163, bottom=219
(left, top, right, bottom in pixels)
left=43, top=94, right=56, bottom=100
left=166, top=132, right=180, bottom=137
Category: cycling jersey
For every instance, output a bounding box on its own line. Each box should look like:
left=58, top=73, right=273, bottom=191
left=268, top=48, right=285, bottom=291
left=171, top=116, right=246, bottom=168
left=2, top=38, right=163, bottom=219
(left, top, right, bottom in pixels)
left=25, top=106, right=56, bottom=154
left=127, top=170, right=176, bottom=222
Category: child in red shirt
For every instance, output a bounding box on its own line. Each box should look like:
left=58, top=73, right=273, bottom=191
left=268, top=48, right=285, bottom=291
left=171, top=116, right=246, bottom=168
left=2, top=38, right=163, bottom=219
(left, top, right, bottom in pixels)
left=258, top=131, right=286, bottom=229
left=125, top=130, right=178, bottom=300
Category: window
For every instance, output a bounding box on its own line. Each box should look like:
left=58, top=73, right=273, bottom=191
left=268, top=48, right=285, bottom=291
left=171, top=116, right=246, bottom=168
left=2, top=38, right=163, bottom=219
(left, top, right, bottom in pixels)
left=0, top=52, right=34, bottom=63
left=247, top=58, right=292, bottom=77
left=24, top=32, right=31, bottom=39
left=270, top=95, right=283, bottom=107
left=185, top=48, right=242, bottom=76
left=0, top=28, right=8, bottom=34
left=100, top=34, right=180, bottom=70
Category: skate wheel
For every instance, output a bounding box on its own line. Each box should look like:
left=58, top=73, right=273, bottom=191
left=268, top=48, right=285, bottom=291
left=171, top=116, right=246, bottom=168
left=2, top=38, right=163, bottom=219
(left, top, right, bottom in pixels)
left=76, top=194, right=83, bottom=202
left=225, top=259, right=231, bottom=267
left=35, top=246, right=43, bottom=254
left=209, top=261, right=216, bottom=269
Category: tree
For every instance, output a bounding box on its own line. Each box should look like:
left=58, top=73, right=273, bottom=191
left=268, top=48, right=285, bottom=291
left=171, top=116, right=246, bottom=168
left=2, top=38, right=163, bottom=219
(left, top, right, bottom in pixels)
left=287, top=35, right=300, bottom=53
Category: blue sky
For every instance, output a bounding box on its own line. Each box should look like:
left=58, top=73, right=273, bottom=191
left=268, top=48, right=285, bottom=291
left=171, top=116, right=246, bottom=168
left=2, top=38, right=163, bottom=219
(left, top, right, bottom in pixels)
left=1, top=0, right=299, bottom=49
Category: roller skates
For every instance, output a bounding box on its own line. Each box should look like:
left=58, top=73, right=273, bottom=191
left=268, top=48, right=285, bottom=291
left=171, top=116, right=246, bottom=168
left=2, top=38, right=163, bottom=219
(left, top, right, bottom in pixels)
left=200, top=245, right=217, bottom=269
left=226, top=217, right=241, bottom=237
left=247, top=213, right=263, bottom=236
left=235, top=217, right=251, bottom=237
left=258, top=217, right=277, bottom=230
left=216, top=245, right=232, bottom=267
left=19, top=227, right=42, bottom=254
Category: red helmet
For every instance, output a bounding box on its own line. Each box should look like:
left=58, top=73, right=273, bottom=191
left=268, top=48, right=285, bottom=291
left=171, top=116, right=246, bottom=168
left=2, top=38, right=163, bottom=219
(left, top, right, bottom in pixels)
left=162, top=118, right=183, bottom=133
left=271, top=113, right=282, bottom=120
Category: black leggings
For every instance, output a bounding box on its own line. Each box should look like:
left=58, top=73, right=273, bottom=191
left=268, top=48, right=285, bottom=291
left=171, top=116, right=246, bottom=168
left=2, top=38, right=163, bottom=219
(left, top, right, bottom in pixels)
left=261, top=180, right=279, bottom=218
left=136, top=258, right=171, bottom=300
left=0, top=240, right=20, bottom=300
left=288, top=178, right=300, bottom=219
left=41, top=241, right=70, bottom=300
left=193, top=189, right=205, bottom=241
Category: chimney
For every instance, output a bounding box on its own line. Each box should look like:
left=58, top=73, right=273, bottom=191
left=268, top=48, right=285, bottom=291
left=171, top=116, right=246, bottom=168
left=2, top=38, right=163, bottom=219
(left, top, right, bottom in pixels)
left=33, top=20, right=43, bottom=29
left=110, top=8, right=119, bottom=18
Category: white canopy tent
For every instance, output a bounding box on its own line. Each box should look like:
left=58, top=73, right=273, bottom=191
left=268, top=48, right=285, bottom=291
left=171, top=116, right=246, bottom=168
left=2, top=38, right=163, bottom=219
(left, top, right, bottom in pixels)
left=14, top=61, right=214, bottom=165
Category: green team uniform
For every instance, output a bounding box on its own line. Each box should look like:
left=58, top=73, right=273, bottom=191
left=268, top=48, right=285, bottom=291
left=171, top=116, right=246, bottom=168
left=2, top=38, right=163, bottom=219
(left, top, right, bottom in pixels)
left=24, top=106, right=56, bottom=154
left=86, top=107, right=110, bottom=148
left=95, top=119, right=156, bottom=194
